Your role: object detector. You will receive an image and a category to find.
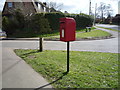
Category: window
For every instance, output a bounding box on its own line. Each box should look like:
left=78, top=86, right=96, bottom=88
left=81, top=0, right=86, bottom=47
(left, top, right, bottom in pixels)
left=8, top=2, right=13, bottom=8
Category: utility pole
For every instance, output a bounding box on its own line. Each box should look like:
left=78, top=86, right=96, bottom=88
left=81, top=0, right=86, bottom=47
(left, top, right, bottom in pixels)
left=89, top=0, right=91, bottom=15
left=94, top=3, right=97, bottom=26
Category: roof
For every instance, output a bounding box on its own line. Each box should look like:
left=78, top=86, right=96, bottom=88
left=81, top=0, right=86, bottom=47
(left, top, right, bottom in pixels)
left=5, top=0, right=46, bottom=7
left=4, top=0, right=40, bottom=13
left=3, top=0, right=50, bottom=13
left=6, top=0, right=33, bottom=2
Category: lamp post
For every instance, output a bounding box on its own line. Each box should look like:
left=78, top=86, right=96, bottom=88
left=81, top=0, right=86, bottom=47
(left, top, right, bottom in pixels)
left=89, top=0, right=91, bottom=15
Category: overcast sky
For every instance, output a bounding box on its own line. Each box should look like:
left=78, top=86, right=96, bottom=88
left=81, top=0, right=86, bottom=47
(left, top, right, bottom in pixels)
left=0, top=0, right=119, bottom=16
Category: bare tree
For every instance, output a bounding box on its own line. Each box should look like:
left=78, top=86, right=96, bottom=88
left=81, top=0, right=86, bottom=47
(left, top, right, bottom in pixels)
left=97, top=2, right=113, bottom=21
left=105, top=4, right=113, bottom=17
left=46, top=2, right=63, bottom=12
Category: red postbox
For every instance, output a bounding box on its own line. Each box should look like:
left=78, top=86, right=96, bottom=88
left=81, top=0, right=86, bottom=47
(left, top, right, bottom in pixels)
left=60, top=17, right=76, bottom=42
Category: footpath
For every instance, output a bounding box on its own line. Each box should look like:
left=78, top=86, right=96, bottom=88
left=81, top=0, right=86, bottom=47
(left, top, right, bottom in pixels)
left=2, top=49, right=53, bottom=88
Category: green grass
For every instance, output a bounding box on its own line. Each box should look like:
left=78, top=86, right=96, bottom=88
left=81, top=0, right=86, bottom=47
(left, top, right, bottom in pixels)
left=45, top=30, right=111, bottom=40
left=8, top=27, right=96, bottom=38
left=76, top=30, right=111, bottom=38
left=96, top=26, right=120, bottom=32
left=15, top=49, right=118, bottom=88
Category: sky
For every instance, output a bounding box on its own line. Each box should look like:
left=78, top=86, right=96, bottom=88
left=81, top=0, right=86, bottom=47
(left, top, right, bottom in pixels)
left=0, top=0, right=119, bottom=16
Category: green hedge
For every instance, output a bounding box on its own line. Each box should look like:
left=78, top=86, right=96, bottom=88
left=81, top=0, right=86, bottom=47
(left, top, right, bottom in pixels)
left=45, top=13, right=94, bottom=31
left=29, top=13, right=51, bottom=34
left=45, top=12, right=65, bottom=31
left=65, top=13, right=94, bottom=29
left=2, top=9, right=25, bottom=36
left=112, top=14, right=120, bottom=25
left=2, top=16, right=19, bottom=35
left=2, top=11, right=94, bottom=37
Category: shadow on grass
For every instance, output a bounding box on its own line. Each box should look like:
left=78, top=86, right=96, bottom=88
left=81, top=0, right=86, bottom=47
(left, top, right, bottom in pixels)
left=20, top=50, right=40, bottom=56
left=34, top=72, right=68, bottom=90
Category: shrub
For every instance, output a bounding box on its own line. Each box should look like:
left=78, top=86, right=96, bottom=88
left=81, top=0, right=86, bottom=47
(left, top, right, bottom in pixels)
left=30, top=13, right=51, bottom=34
left=45, top=12, right=93, bottom=31
left=2, top=16, right=9, bottom=32
left=112, top=14, right=120, bottom=25
left=2, top=16, right=19, bottom=35
left=45, top=12, right=65, bottom=31
left=2, top=10, right=94, bottom=37
left=66, top=13, right=94, bottom=29
left=2, top=9, right=25, bottom=35
left=14, top=9, right=25, bottom=29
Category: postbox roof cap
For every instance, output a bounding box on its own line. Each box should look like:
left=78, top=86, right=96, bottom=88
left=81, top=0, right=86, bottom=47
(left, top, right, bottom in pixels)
left=60, top=17, right=75, bottom=22
left=60, top=17, right=74, bottom=20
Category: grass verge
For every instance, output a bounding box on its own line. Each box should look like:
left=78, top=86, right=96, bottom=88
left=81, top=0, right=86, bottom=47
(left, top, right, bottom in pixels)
left=15, top=49, right=118, bottom=88
left=96, top=26, right=120, bottom=32
left=45, top=29, right=111, bottom=40
left=8, top=27, right=96, bottom=38
left=76, top=30, right=111, bottom=38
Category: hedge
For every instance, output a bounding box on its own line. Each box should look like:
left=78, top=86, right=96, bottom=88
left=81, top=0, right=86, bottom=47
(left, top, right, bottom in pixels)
left=2, top=9, right=25, bottom=36
left=2, top=11, right=94, bottom=37
left=45, top=12, right=65, bottom=31
left=45, top=13, right=94, bottom=31
left=29, top=13, right=51, bottom=34
left=65, top=13, right=94, bottom=29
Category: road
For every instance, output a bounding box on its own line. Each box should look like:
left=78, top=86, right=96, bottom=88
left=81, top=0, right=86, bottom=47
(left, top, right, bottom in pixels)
left=96, top=24, right=120, bottom=30
left=2, top=37, right=119, bottom=53
left=1, top=26, right=119, bottom=89
left=2, top=26, right=119, bottom=53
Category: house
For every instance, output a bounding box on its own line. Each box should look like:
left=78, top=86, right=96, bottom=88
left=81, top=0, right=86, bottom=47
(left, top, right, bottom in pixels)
left=112, top=14, right=120, bottom=25
left=2, top=0, right=48, bottom=17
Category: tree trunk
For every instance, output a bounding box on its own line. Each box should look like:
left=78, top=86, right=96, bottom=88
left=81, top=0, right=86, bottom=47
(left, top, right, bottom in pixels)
left=39, top=37, right=44, bottom=52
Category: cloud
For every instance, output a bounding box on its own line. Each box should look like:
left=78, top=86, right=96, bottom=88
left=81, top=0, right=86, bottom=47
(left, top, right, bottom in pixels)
left=0, top=0, right=5, bottom=11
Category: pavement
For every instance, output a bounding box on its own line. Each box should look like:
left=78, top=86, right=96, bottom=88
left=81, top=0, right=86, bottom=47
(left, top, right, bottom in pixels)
left=1, top=26, right=119, bottom=89
left=2, top=47, right=53, bottom=89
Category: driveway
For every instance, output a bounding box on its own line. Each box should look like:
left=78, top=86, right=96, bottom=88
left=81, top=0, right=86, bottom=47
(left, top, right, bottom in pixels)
left=96, top=24, right=120, bottom=30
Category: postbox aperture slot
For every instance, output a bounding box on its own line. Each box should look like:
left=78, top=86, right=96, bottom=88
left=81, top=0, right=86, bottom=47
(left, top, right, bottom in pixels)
left=60, top=21, right=65, bottom=23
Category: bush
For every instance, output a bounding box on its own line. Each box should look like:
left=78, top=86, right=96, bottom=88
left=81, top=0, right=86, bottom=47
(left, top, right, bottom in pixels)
left=30, top=13, right=51, bottom=34
left=112, top=14, right=120, bottom=25
left=45, top=12, right=93, bottom=31
left=66, top=13, right=94, bottom=29
left=45, top=12, right=65, bottom=31
left=2, top=10, right=94, bottom=37
left=2, top=16, right=19, bottom=35
left=14, top=9, right=25, bottom=29
left=2, top=9, right=25, bottom=36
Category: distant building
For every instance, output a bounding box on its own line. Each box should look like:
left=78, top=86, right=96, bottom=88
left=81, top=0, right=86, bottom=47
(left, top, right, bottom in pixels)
left=2, top=0, right=48, bottom=17
left=112, top=14, right=120, bottom=25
